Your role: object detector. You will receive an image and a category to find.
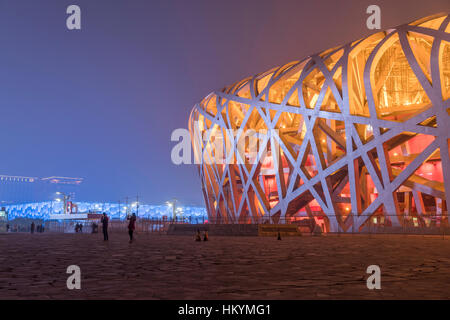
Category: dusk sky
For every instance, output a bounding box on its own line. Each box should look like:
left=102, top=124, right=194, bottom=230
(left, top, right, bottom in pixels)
left=0, top=0, right=448, bottom=206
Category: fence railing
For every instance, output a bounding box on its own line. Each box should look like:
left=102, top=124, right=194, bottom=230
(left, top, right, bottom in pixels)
left=43, top=218, right=184, bottom=234
left=200, top=212, right=450, bottom=235
left=3, top=212, right=450, bottom=235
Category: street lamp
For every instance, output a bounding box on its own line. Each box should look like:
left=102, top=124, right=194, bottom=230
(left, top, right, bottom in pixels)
left=176, top=207, right=184, bottom=222
left=55, top=192, right=70, bottom=215
left=166, top=199, right=178, bottom=221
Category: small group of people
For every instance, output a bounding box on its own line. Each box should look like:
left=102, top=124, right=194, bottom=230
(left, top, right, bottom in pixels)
left=91, top=222, right=99, bottom=234
left=30, top=222, right=45, bottom=234
left=100, top=212, right=137, bottom=243
left=6, top=224, right=21, bottom=232
left=195, top=229, right=208, bottom=242
left=74, top=223, right=83, bottom=233
left=36, top=224, right=45, bottom=233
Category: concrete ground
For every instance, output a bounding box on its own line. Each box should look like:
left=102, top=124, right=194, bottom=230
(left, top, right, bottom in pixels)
left=1, top=232, right=450, bottom=299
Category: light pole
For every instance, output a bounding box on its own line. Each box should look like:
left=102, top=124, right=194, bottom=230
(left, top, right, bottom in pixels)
left=55, top=192, right=70, bottom=215
left=132, top=201, right=139, bottom=216
left=166, top=199, right=178, bottom=221
left=136, top=194, right=139, bottom=217
left=176, top=207, right=184, bottom=222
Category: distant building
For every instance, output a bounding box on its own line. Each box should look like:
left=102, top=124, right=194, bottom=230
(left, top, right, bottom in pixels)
left=0, top=207, right=7, bottom=221
left=4, top=200, right=207, bottom=222
left=0, top=175, right=83, bottom=205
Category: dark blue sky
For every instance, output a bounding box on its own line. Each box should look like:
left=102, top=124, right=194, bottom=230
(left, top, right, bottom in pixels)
left=0, top=0, right=448, bottom=205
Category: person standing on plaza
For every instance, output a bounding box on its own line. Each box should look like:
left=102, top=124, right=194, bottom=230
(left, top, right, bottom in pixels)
left=127, top=213, right=136, bottom=243
left=30, top=222, right=35, bottom=234
left=195, top=229, right=201, bottom=241
left=101, top=213, right=109, bottom=241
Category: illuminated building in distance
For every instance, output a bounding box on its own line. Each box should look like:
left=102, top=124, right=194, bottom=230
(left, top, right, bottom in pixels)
left=3, top=201, right=207, bottom=222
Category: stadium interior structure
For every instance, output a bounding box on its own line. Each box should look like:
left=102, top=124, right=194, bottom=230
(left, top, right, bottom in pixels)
left=189, top=13, right=450, bottom=232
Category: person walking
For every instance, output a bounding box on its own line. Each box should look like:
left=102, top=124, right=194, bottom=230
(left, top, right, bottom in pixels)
left=101, top=213, right=109, bottom=241
left=127, top=213, right=136, bottom=243
left=30, top=222, right=35, bottom=234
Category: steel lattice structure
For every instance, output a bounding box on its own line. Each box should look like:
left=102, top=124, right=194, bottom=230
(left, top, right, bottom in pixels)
left=189, top=13, right=450, bottom=232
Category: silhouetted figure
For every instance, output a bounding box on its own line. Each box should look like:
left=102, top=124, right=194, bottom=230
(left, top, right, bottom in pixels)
left=127, top=213, right=136, bottom=243
left=101, top=213, right=109, bottom=241
left=203, top=231, right=209, bottom=241
left=277, top=231, right=282, bottom=240
left=30, top=222, right=35, bottom=234
left=195, top=229, right=202, bottom=242
left=79, top=224, right=83, bottom=233
left=312, top=224, right=323, bottom=236
left=6, top=224, right=9, bottom=232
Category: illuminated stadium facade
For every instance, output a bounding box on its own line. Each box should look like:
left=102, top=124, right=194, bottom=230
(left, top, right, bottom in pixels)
left=4, top=201, right=207, bottom=222
left=189, top=14, right=450, bottom=232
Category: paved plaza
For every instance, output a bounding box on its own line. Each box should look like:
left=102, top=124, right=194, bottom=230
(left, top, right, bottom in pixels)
left=1, top=232, right=450, bottom=299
